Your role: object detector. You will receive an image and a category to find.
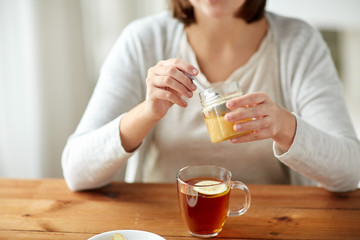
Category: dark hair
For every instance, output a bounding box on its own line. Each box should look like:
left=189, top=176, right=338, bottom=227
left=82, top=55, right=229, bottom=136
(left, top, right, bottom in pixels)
left=171, top=0, right=267, bottom=26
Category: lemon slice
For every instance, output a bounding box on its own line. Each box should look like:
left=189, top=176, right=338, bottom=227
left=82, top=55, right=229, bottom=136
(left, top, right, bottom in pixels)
left=112, top=233, right=126, bottom=240
left=193, top=180, right=228, bottom=196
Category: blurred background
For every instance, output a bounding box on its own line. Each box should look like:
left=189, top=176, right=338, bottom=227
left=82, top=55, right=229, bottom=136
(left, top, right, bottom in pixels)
left=0, top=0, right=359, bottom=179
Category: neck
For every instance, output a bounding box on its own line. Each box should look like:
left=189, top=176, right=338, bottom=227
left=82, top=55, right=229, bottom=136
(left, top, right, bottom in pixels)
left=183, top=11, right=268, bottom=83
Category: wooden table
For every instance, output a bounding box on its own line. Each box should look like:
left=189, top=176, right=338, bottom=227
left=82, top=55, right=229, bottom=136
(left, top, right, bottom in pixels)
left=0, top=179, right=359, bottom=240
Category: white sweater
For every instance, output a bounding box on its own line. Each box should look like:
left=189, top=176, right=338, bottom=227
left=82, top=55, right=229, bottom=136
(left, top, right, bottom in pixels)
left=62, top=11, right=360, bottom=192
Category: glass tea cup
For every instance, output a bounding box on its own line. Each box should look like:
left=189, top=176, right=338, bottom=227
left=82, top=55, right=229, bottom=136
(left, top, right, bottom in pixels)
left=199, top=81, right=253, bottom=143
left=176, top=165, right=251, bottom=238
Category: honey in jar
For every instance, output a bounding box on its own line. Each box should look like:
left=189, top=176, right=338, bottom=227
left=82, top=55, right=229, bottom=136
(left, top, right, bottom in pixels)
left=199, top=81, right=252, bottom=143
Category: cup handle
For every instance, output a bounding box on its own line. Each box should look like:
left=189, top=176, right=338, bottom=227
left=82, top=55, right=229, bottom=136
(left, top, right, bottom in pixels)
left=228, top=181, right=251, bottom=217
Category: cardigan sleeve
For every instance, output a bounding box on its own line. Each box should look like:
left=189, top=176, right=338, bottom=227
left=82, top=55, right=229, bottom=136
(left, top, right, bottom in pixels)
left=61, top=12, right=184, bottom=191
left=61, top=21, right=148, bottom=191
left=271, top=13, right=360, bottom=192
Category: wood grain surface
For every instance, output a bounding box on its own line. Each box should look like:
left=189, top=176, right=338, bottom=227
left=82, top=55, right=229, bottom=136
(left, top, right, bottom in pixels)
left=0, top=178, right=359, bottom=239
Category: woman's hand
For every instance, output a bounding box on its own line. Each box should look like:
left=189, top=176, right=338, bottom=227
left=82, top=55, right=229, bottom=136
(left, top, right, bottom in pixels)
left=224, top=92, right=297, bottom=151
left=120, top=58, right=198, bottom=152
left=145, top=58, right=198, bottom=121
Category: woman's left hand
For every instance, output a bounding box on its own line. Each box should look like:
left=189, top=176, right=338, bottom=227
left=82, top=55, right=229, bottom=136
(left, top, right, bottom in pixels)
left=224, top=92, right=297, bottom=151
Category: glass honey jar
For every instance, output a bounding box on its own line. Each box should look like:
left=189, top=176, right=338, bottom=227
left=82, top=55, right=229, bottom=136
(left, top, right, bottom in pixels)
left=199, top=81, right=253, bottom=143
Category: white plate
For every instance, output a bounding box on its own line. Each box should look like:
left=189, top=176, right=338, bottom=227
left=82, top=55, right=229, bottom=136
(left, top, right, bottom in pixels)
left=88, top=230, right=166, bottom=240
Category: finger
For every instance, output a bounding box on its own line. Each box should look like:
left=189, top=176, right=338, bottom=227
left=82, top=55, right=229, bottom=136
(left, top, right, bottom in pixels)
left=151, top=87, right=188, bottom=108
left=233, top=116, right=272, bottom=133
left=154, top=58, right=198, bottom=88
left=156, top=65, right=196, bottom=92
left=160, top=58, right=198, bottom=76
left=158, top=60, right=198, bottom=91
left=152, top=74, right=193, bottom=98
left=229, top=128, right=272, bottom=144
left=225, top=103, right=268, bottom=122
left=226, top=92, right=267, bottom=110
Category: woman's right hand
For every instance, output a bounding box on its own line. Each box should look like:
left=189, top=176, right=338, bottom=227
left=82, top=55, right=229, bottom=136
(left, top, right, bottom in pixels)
left=145, top=58, right=198, bottom=121
left=120, top=59, right=198, bottom=152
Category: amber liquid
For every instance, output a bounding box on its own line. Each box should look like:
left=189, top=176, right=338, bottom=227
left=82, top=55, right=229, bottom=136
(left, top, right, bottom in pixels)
left=204, top=115, right=253, bottom=143
left=178, top=177, right=230, bottom=236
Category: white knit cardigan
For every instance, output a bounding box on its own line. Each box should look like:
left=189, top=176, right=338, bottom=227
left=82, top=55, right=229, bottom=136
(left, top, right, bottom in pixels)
left=62, top=12, right=360, bottom=192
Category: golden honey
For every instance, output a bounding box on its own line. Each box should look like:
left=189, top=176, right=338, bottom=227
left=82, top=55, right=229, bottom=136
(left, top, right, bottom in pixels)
left=199, top=81, right=252, bottom=143
left=204, top=115, right=252, bottom=143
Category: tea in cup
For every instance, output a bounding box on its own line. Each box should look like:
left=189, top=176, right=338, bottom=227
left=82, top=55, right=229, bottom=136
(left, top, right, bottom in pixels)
left=176, top=165, right=251, bottom=238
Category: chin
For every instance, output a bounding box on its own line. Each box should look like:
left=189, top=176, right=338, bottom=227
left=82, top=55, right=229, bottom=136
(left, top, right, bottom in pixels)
left=204, top=10, right=231, bottom=18
left=191, top=0, right=244, bottom=19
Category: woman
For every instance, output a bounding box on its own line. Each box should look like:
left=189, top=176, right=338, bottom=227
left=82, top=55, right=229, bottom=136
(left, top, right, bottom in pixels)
left=62, top=0, right=360, bottom=192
